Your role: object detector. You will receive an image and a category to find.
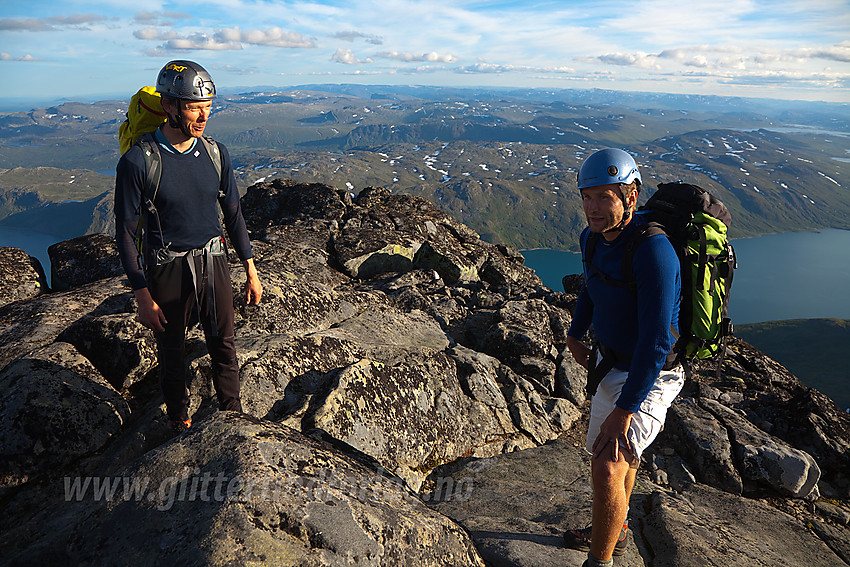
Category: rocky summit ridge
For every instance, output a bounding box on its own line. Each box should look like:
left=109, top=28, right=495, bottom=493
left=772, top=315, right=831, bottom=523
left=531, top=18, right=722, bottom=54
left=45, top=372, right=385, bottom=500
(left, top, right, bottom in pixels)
left=0, top=179, right=848, bottom=566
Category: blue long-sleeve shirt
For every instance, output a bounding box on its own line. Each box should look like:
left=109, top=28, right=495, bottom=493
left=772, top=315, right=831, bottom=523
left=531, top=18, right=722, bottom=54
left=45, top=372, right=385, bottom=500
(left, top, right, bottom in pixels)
left=568, top=216, right=680, bottom=413
left=114, top=132, right=252, bottom=290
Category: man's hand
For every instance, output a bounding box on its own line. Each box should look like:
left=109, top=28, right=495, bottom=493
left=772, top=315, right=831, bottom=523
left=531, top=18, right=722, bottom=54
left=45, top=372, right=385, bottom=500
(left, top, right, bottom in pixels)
left=243, top=258, right=263, bottom=306
left=566, top=335, right=592, bottom=370
left=592, top=406, right=634, bottom=462
left=134, top=288, right=167, bottom=332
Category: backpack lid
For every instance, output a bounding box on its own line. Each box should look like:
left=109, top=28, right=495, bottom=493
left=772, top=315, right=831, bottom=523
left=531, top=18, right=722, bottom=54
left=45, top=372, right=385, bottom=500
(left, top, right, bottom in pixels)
left=645, top=182, right=732, bottom=228
left=119, top=86, right=167, bottom=155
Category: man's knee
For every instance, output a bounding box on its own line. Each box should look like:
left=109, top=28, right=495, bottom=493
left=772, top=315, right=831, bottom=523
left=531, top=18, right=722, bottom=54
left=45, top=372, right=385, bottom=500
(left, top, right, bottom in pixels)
left=591, top=452, right=634, bottom=486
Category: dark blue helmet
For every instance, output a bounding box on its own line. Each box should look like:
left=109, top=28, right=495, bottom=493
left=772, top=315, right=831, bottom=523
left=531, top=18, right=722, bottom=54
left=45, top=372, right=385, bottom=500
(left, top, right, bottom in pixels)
left=156, top=60, right=216, bottom=101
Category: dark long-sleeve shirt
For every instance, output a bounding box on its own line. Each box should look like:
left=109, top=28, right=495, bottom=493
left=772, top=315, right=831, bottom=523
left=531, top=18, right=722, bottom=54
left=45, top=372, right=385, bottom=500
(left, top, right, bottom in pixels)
left=114, top=133, right=252, bottom=290
left=568, top=216, right=680, bottom=413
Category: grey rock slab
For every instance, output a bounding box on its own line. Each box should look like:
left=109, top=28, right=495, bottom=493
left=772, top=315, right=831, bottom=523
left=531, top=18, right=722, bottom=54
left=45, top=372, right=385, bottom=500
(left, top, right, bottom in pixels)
left=3, top=412, right=486, bottom=567
left=312, top=303, right=450, bottom=361
left=641, top=483, right=842, bottom=567
left=0, top=274, right=131, bottom=371
left=311, top=353, right=505, bottom=492
left=56, top=312, right=157, bottom=391
left=426, top=439, right=647, bottom=567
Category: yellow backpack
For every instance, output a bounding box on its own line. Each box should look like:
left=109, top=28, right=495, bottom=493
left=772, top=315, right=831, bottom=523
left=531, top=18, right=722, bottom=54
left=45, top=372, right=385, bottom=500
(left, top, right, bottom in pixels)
left=118, top=86, right=167, bottom=154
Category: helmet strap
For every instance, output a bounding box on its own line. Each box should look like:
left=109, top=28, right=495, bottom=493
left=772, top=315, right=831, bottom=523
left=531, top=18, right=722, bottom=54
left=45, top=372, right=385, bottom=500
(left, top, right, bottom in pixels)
left=164, top=99, right=193, bottom=139
left=603, top=185, right=634, bottom=233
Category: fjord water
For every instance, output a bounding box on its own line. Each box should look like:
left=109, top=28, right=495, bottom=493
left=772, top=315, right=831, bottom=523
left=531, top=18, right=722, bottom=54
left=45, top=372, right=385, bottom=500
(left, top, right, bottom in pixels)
left=522, top=228, right=850, bottom=325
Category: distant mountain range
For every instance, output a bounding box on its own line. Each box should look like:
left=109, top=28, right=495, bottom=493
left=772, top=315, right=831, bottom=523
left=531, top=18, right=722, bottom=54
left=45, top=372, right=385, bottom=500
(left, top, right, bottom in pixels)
left=0, top=85, right=847, bottom=250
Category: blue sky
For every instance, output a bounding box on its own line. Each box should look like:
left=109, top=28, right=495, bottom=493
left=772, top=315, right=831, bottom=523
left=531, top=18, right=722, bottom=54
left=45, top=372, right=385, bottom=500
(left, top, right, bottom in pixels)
left=1, top=0, right=849, bottom=103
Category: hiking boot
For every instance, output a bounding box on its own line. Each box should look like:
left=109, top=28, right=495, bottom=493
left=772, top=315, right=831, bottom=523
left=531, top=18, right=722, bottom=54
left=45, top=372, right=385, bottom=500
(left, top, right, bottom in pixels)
left=564, top=523, right=628, bottom=556
left=169, top=419, right=192, bottom=436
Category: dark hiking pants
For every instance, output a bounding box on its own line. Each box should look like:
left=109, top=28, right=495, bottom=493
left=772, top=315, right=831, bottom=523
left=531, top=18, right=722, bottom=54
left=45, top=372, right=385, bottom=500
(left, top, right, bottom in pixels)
left=148, top=253, right=241, bottom=421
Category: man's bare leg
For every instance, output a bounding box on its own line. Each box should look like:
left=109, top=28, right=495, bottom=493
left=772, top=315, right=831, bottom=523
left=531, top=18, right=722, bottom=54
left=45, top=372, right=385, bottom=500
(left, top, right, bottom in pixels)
left=589, top=449, right=637, bottom=561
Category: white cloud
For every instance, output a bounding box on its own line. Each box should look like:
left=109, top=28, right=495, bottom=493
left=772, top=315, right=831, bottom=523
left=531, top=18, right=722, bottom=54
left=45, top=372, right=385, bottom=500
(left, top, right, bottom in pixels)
left=333, top=31, right=383, bottom=45
left=0, top=15, right=109, bottom=31
left=375, top=51, right=458, bottom=63
left=215, top=27, right=316, bottom=49
left=134, top=28, right=177, bottom=40
left=331, top=48, right=373, bottom=65
left=595, top=52, right=661, bottom=69
left=800, top=42, right=850, bottom=63
left=0, top=18, right=53, bottom=32
left=134, top=11, right=192, bottom=24
left=1, top=0, right=847, bottom=102
left=136, top=26, right=317, bottom=51
left=0, top=52, right=39, bottom=62
left=456, top=61, right=576, bottom=75
left=162, top=34, right=242, bottom=51
left=591, top=43, right=850, bottom=84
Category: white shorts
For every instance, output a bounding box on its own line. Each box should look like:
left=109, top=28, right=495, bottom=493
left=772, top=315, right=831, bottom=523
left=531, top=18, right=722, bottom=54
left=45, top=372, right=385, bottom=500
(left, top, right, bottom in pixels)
left=586, top=361, right=685, bottom=466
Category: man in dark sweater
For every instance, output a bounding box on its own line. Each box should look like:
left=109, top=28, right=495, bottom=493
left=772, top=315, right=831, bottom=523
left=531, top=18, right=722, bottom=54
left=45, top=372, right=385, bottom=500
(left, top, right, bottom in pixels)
left=114, top=60, right=262, bottom=434
left=563, top=149, right=683, bottom=567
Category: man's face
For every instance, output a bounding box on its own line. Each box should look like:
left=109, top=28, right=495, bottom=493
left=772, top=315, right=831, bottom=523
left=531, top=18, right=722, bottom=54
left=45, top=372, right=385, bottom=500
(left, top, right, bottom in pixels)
left=178, top=100, right=212, bottom=138
left=580, top=183, right=629, bottom=234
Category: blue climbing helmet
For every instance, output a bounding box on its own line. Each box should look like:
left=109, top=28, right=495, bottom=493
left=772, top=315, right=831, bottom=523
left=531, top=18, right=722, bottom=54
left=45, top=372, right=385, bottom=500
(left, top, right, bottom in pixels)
left=577, top=148, right=641, bottom=190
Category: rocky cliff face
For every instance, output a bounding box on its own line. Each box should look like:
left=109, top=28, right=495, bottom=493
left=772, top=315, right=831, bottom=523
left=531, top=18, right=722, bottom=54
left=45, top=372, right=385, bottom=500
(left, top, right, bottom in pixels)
left=0, top=179, right=848, bottom=566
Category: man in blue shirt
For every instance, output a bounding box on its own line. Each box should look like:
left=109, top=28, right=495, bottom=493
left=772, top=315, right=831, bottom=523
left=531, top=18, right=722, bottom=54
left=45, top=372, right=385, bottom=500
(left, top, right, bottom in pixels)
left=115, top=61, right=262, bottom=435
left=563, top=149, right=684, bottom=567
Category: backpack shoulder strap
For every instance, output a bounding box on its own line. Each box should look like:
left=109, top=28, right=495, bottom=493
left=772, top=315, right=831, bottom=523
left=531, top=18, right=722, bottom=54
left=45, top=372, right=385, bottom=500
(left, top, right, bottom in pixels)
left=199, top=135, right=224, bottom=196
left=584, top=222, right=666, bottom=294
left=583, top=230, right=618, bottom=287
left=136, top=132, right=162, bottom=207
left=621, top=221, right=666, bottom=292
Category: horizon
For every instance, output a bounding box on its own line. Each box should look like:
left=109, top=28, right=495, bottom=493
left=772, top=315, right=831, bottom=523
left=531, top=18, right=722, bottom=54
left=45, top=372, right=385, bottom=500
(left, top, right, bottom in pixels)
left=1, top=1, right=848, bottom=105
left=0, top=82, right=847, bottom=115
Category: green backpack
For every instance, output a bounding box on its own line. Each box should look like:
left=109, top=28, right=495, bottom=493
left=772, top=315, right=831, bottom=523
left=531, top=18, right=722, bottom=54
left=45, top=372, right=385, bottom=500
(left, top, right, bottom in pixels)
left=644, top=182, right=736, bottom=360
left=585, top=182, right=736, bottom=362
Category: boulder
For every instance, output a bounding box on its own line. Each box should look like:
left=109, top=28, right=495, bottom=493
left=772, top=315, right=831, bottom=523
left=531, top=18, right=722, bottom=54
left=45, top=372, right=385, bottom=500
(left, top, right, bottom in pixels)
left=655, top=397, right=743, bottom=495
left=332, top=225, right=419, bottom=278
left=56, top=312, right=157, bottom=391
left=0, top=246, right=48, bottom=306
left=555, top=346, right=587, bottom=406
left=0, top=275, right=132, bottom=371
left=478, top=243, right=542, bottom=291
left=309, top=351, right=551, bottom=492
left=240, top=178, right=351, bottom=229
left=0, top=342, right=130, bottom=489
left=3, top=413, right=486, bottom=567
left=48, top=233, right=123, bottom=292
left=702, top=398, right=821, bottom=499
